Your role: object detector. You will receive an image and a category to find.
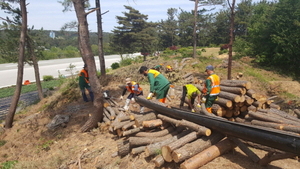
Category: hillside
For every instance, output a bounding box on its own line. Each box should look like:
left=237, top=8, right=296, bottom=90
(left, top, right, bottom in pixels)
left=0, top=48, right=299, bottom=169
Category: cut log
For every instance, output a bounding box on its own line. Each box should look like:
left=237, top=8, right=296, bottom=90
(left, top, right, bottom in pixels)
left=295, top=109, right=300, bottom=118
left=157, top=114, right=211, bottom=136
left=105, top=106, right=116, bottom=119
left=135, top=126, right=175, bottom=137
left=267, top=108, right=300, bottom=123
left=248, top=111, right=299, bottom=126
left=252, top=101, right=263, bottom=109
left=229, top=137, right=260, bottom=163
left=221, top=80, right=251, bottom=89
left=142, top=119, right=163, bottom=128
left=239, top=95, right=245, bottom=103
left=161, top=131, right=198, bottom=162
left=180, top=138, right=236, bottom=169
left=247, top=105, right=257, bottom=112
left=122, top=127, right=141, bottom=137
left=113, top=120, right=133, bottom=131
left=151, top=155, right=165, bottom=167
left=212, top=104, right=226, bottom=117
left=244, top=95, right=254, bottom=106
left=131, top=146, right=146, bottom=155
left=218, top=91, right=241, bottom=103
left=129, top=131, right=178, bottom=147
left=251, top=120, right=300, bottom=134
left=134, top=112, right=157, bottom=127
left=117, top=140, right=130, bottom=157
left=246, top=89, right=257, bottom=99
left=270, top=103, right=280, bottom=110
left=172, top=132, right=225, bottom=163
left=214, top=97, right=232, bottom=108
left=118, top=115, right=131, bottom=122
left=220, top=85, right=246, bottom=95
left=144, top=129, right=189, bottom=157
left=121, top=121, right=135, bottom=131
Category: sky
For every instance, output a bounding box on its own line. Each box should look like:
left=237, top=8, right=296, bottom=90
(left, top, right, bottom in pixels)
left=1, top=0, right=264, bottom=33
left=0, top=0, right=201, bottom=33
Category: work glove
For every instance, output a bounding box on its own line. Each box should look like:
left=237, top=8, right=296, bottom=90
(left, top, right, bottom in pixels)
left=201, top=97, right=206, bottom=103
left=120, top=96, right=123, bottom=100
left=131, top=97, right=135, bottom=102
left=147, top=93, right=154, bottom=100
left=197, top=103, right=201, bottom=108
left=191, top=109, right=195, bottom=113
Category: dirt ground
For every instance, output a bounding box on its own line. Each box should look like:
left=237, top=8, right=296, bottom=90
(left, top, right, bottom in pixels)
left=0, top=51, right=300, bottom=169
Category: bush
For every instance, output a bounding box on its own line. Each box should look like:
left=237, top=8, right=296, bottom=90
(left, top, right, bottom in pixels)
left=219, top=49, right=228, bottom=55
left=111, top=62, right=120, bottom=70
left=43, top=75, right=54, bottom=81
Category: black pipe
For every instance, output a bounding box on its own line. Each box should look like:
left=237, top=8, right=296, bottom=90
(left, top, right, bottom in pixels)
left=135, top=97, right=300, bottom=155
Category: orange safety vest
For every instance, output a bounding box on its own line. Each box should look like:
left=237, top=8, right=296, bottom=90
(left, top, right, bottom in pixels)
left=126, top=81, right=142, bottom=94
left=79, top=69, right=89, bottom=83
left=206, top=74, right=220, bottom=96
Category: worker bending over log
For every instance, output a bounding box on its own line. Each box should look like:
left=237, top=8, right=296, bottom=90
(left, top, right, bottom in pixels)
left=180, top=84, right=201, bottom=112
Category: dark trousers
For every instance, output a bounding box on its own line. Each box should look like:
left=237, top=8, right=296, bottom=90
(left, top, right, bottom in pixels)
left=81, top=87, right=94, bottom=102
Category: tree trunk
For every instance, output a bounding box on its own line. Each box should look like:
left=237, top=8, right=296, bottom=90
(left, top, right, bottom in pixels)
left=72, top=0, right=104, bottom=132
left=26, top=35, right=44, bottom=100
left=95, top=0, right=106, bottom=76
left=227, top=0, right=236, bottom=80
left=192, top=0, right=199, bottom=58
left=5, top=0, right=27, bottom=128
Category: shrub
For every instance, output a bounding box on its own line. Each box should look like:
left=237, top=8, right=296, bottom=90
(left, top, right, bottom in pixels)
left=111, top=62, right=120, bottom=70
left=43, top=75, right=54, bottom=81
left=219, top=49, right=228, bottom=55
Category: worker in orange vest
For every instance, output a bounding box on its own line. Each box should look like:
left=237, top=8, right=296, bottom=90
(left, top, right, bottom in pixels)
left=120, top=78, right=144, bottom=113
left=79, top=64, right=94, bottom=102
left=202, top=65, right=220, bottom=113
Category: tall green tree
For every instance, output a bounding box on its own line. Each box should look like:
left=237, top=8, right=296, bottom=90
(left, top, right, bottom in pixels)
left=158, top=8, right=179, bottom=49
left=111, top=5, right=155, bottom=60
left=178, top=10, right=194, bottom=47
left=248, top=0, right=300, bottom=76
left=4, top=0, right=27, bottom=128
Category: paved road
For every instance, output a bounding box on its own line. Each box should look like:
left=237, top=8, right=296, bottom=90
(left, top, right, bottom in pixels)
left=0, top=53, right=139, bottom=120
left=0, top=53, right=139, bottom=88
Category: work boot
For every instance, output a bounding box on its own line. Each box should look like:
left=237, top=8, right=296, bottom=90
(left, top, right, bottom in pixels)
left=124, top=99, right=130, bottom=111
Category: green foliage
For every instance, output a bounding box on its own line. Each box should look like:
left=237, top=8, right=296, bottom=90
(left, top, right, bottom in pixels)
left=43, top=75, right=54, bottom=81
left=218, top=49, right=228, bottom=55
left=111, top=62, right=120, bottom=70
left=0, top=140, right=7, bottom=147
left=0, top=160, right=18, bottom=169
left=37, top=139, right=54, bottom=151
left=0, top=80, right=61, bottom=99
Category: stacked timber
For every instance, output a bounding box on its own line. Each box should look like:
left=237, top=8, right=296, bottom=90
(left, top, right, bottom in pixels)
left=194, top=80, right=283, bottom=119
left=101, top=82, right=299, bottom=168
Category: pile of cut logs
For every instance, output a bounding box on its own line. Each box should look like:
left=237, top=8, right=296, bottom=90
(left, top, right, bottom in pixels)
left=100, top=80, right=300, bottom=169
